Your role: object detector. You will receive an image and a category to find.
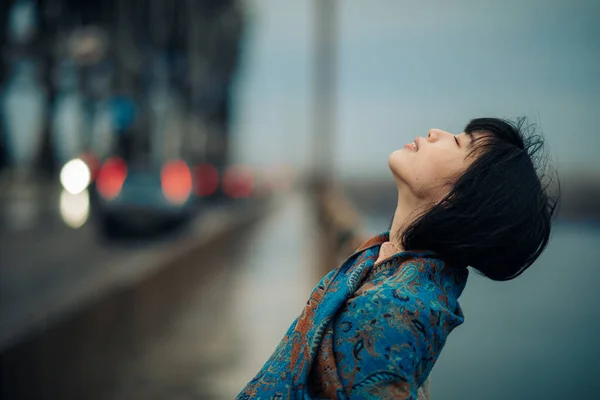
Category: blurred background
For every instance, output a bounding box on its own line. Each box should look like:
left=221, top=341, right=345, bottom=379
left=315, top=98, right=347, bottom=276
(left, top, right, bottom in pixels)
left=0, top=0, right=599, bottom=399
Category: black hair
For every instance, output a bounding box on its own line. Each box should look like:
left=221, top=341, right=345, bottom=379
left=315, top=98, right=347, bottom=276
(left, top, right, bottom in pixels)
left=401, top=117, right=560, bottom=281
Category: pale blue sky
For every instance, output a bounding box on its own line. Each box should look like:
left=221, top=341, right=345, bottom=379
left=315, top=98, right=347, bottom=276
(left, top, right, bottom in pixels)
left=231, top=0, right=600, bottom=179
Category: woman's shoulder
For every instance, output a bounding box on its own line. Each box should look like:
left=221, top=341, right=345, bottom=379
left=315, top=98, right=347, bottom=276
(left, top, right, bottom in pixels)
left=351, top=255, right=468, bottom=332
left=364, top=254, right=466, bottom=295
left=385, top=255, right=468, bottom=302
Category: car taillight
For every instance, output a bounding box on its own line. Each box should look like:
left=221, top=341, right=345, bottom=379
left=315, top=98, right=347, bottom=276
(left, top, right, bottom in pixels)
left=97, top=157, right=128, bottom=200
left=193, top=163, right=219, bottom=197
left=161, top=160, right=192, bottom=204
left=223, top=166, right=254, bottom=199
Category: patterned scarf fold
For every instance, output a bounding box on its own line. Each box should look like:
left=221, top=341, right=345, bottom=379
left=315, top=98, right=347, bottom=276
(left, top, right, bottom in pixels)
left=237, top=232, right=468, bottom=399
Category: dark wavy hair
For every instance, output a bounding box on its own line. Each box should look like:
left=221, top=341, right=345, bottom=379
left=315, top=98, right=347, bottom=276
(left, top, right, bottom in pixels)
left=401, top=117, right=560, bottom=281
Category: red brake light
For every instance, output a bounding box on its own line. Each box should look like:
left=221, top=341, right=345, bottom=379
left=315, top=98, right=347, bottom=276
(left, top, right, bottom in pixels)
left=193, top=164, right=219, bottom=197
left=223, top=166, right=254, bottom=199
left=97, top=157, right=127, bottom=200
left=161, top=160, right=192, bottom=204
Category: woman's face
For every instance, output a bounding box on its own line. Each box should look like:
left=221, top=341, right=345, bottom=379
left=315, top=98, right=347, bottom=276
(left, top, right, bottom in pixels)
left=388, top=129, right=479, bottom=203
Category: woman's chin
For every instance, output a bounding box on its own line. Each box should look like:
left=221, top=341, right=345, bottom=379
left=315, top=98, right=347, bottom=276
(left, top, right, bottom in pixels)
left=388, top=150, right=404, bottom=175
left=389, top=150, right=415, bottom=191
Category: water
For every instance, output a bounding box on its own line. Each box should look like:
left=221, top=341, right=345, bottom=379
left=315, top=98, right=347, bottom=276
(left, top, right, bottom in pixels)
left=365, top=214, right=600, bottom=399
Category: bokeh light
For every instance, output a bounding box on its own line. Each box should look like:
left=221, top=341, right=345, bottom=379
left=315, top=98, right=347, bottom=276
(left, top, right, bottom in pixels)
left=59, top=189, right=90, bottom=229
left=59, top=158, right=91, bottom=195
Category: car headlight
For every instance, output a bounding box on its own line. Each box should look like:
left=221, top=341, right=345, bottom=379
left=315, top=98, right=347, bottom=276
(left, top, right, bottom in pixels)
left=60, top=158, right=92, bottom=195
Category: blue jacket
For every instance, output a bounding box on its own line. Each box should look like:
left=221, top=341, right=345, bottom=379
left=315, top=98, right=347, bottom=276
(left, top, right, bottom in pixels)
left=237, top=231, right=468, bottom=399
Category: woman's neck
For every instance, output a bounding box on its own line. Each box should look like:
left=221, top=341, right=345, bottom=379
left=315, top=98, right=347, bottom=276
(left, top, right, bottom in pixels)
left=389, top=194, right=423, bottom=251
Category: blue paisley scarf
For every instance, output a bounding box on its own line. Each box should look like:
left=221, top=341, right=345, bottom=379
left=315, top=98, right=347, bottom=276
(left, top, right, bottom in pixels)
left=237, top=231, right=468, bottom=399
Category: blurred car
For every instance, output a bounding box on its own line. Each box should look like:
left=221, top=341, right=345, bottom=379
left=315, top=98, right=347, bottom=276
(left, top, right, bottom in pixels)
left=191, top=163, right=267, bottom=204
left=92, top=156, right=194, bottom=237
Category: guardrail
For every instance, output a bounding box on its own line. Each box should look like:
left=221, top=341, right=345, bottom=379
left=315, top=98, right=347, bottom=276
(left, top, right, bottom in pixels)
left=312, top=183, right=366, bottom=276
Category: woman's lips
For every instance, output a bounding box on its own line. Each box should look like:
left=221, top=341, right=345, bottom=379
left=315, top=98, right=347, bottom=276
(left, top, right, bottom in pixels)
left=404, top=140, right=417, bottom=151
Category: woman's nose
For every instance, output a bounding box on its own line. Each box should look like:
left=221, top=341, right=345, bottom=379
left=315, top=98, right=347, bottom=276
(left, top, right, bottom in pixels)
left=428, top=129, right=452, bottom=141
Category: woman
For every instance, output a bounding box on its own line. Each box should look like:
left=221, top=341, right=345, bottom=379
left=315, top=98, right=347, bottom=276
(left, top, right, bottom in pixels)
left=237, top=118, right=558, bottom=399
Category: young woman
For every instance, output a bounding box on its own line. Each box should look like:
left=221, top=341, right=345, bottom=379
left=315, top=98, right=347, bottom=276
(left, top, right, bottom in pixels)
left=237, top=118, right=558, bottom=399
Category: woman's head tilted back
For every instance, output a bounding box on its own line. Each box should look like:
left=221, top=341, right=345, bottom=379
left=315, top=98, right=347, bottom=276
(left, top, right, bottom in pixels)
left=388, top=117, right=559, bottom=281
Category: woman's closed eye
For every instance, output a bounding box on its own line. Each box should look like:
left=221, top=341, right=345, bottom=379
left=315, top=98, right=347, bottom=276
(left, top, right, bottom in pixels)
left=454, top=136, right=460, bottom=147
